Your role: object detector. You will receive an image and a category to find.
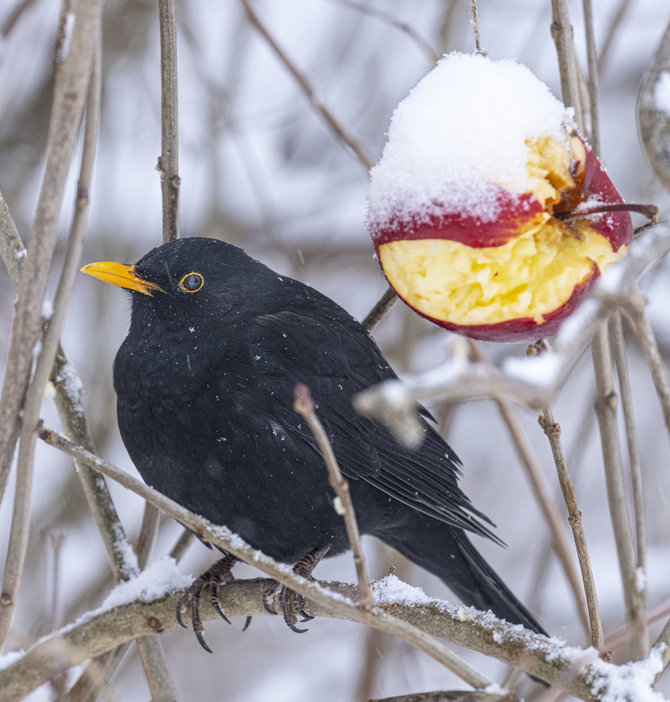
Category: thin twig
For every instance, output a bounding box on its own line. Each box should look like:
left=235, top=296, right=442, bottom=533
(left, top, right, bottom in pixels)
left=362, top=285, right=397, bottom=331
left=136, top=504, right=160, bottom=571
left=169, top=528, right=194, bottom=562
left=293, top=383, right=373, bottom=612
left=239, top=0, right=374, bottom=170
left=610, top=315, right=648, bottom=633
left=550, top=0, right=583, bottom=127
left=622, top=292, right=670, bottom=435
left=0, top=192, right=25, bottom=287
left=37, top=425, right=495, bottom=691
left=597, top=0, right=632, bottom=75
left=581, top=0, right=600, bottom=154
left=157, top=0, right=180, bottom=242
left=538, top=409, right=604, bottom=653
left=327, top=0, right=439, bottom=63
left=591, top=323, right=646, bottom=660
left=469, top=0, right=485, bottom=55
left=652, top=618, right=670, bottom=684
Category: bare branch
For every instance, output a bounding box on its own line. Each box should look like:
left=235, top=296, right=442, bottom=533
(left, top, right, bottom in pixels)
left=622, top=292, right=670, bottom=435
left=550, top=0, right=583, bottom=127
left=239, top=0, right=374, bottom=170
left=362, top=286, right=398, bottom=332
left=157, top=0, right=180, bottom=242
left=581, top=0, right=600, bottom=154
left=538, top=409, right=604, bottom=652
left=592, top=324, right=646, bottom=660
left=293, top=384, right=373, bottom=612
left=469, top=0, right=485, bottom=56
left=327, top=0, right=439, bottom=63
left=610, top=314, right=648, bottom=641
left=597, top=0, right=632, bottom=74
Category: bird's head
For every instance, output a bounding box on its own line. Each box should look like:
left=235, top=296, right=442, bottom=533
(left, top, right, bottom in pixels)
left=81, top=237, right=274, bottom=334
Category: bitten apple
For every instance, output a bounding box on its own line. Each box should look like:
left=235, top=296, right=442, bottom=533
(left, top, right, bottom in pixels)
left=367, top=54, right=633, bottom=342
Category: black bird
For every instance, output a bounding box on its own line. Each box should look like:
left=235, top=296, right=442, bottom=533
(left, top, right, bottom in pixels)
left=82, top=236, right=546, bottom=648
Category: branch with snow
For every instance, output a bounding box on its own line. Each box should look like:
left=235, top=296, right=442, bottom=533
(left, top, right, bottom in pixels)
left=2, top=560, right=669, bottom=702
left=8, top=425, right=663, bottom=701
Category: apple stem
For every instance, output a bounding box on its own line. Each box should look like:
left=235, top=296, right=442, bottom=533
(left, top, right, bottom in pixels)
left=557, top=203, right=659, bottom=222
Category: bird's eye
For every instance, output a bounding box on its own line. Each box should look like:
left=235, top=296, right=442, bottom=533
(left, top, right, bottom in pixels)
left=179, top=272, right=204, bottom=293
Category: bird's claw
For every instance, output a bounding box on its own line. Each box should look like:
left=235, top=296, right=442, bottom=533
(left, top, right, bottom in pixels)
left=261, top=546, right=330, bottom=632
left=241, top=616, right=253, bottom=632
left=195, top=629, right=213, bottom=654
left=176, top=553, right=237, bottom=651
left=263, top=599, right=279, bottom=616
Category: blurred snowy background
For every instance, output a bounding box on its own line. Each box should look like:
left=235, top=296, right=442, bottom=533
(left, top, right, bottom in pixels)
left=1, top=0, right=670, bottom=700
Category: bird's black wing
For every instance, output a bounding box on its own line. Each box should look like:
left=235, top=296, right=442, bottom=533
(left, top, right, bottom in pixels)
left=242, top=307, right=499, bottom=543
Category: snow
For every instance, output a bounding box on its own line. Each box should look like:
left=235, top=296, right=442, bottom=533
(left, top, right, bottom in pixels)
left=586, top=645, right=668, bottom=702
left=41, top=298, right=53, bottom=319
left=503, top=350, right=562, bottom=387
left=101, top=556, right=192, bottom=610
left=635, top=566, right=647, bottom=593
left=56, top=12, right=76, bottom=63
left=372, top=574, right=440, bottom=607
left=368, top=52, right=573, bottom=227
left=0, top=648, right=25, bottom=671
left=654, top=71, right=670, bottom=117
left=52, top=359, right=85, bottom=415
left=111, top=521, right=140, bottom=580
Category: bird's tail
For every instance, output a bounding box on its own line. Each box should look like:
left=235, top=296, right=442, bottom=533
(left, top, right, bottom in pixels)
left=377, top=514, right=547, bottom=636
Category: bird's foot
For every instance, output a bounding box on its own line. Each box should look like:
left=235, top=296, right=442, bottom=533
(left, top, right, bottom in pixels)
left=177, top=551, right=237, bottom=652
left=263, top=546, right=330, bottom=633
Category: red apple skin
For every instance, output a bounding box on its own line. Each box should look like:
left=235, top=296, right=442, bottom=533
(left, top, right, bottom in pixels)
left=369, top=136, right=633, bottom=341
left=369, top=189, right=545, bottom=249
left=556, top=142, right=632, bottom=251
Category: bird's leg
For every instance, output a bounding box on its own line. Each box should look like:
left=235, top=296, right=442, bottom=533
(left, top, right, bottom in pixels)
left=263, top=545, right=330, bottom=633
left=176, top=551, right=238, bottom=652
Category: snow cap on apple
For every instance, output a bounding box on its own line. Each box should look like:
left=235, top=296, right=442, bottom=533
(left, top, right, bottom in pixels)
left=367, top=53, right=633, bottom=341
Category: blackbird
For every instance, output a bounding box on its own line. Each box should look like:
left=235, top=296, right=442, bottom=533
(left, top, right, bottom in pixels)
left=82, top=236, right=546, bottom=648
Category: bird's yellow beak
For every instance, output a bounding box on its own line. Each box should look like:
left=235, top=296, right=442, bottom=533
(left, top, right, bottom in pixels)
left=80, top=261, right=164, bottom=296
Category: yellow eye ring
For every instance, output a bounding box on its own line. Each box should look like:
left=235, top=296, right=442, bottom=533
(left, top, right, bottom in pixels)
left=179, top=272, right=204, bottom=293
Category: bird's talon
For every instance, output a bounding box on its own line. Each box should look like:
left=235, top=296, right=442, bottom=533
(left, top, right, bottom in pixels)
left=213, top=601, right=231, bottom=624
left=176, top=606, right=188, bottom=629
left=263, top=600, right=278, bottom=616
left=289, top=624, right=309, bottom=634
left=195, top=629, right=213, bottom=653
left=299, top=613, right=314, bottom=622
left=242, top=616, right=252, bottom=631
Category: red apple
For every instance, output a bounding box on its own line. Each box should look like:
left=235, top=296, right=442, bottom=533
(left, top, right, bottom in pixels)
left=369, top=136, right=632, bottom=342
